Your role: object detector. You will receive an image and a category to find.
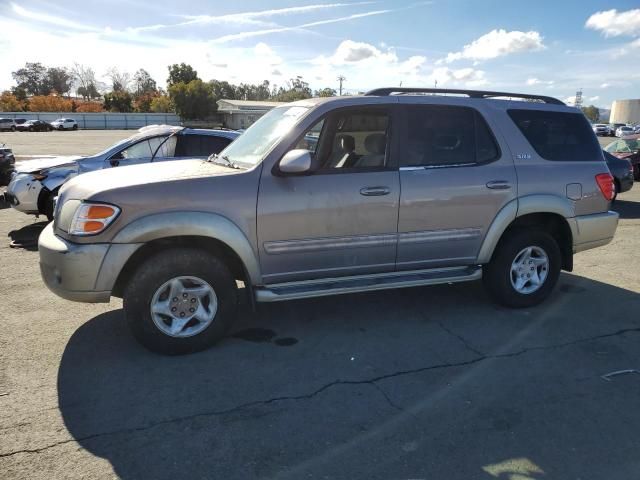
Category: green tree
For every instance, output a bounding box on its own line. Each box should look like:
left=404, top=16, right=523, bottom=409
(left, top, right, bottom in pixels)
left=315, top=87, right=336, bottom=97
left=77, top=83, right=100, bottom=101
left=167, top=63, right=198, bottom=87
left=46, top=67, right=72, bottom=96
left=168, top=80, right=216, bottom=119
left=133, top=69, right=157, bottom=96
left=210, top=79, right=238, bottom=100
left=11, top=62, right=49, bottom=96
left=103, top=90, right=133, bottom=112
left=150, top=95, right=172, bottom=113
left=582, top=105, right=599, bottom=123
left=271, top=76, right=312, bottom=102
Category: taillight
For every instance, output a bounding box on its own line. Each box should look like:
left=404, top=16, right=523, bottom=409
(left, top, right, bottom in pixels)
left=595, top=173, right=615, bottom=201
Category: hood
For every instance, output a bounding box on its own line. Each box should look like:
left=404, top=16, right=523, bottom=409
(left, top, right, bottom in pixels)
left=15, top=155, right=84, bottom=173
left=61, top=159, right=239, bottom=200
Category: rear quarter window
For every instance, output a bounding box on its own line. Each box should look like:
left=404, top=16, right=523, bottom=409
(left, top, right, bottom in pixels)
left=508, top=109, right=602, bottom=161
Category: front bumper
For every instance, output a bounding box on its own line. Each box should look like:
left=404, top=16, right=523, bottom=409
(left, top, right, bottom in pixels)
left=6, top=173, right=42, bottom=214
left=572, top=211, right=619, bottom=253
left=38, top=223, right=141, bottom=303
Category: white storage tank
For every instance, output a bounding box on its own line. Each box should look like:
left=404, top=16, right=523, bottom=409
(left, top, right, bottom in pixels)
left=610, top=99, right=640, bottom=124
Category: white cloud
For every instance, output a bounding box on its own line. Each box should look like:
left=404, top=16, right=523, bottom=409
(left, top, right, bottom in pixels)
left=589, top=96, right=600, bottom=101
left=442, top=29, right=545, bottom=63
left=427, top=67, right=487, bottom=87
left=601, top=83, right=610, bottom=88
left=11, top=3, right=98, bottom=32
left=212, top=10, right=392, bottom=43
left=585, top=9, right=640, bottom=37
left=526, top=77, right=554, bottom=86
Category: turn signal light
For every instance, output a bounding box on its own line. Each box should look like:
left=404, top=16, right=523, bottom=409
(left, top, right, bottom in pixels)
left=69, top=203, right=120, bottom=236
left=595, top=173, right=615, bottom=201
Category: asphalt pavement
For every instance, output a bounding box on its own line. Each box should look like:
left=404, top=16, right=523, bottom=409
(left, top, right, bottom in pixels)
left=0, top=157, right=639, bottom=480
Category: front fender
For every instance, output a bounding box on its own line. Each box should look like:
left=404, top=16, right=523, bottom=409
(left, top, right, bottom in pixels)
left=41, top=169, right=77, bottom=191
left=111, top=211, right=261, bottom=284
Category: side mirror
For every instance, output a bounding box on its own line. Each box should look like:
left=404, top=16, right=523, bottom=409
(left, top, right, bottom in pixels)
left=278, top=149, right=312, bottom=175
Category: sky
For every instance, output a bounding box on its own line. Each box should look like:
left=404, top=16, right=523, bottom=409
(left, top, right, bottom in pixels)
left=0, top=0, right=639, bottom=108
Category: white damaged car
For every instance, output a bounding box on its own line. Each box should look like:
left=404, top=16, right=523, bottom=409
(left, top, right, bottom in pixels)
left=4, top=126, right=239, bottom=219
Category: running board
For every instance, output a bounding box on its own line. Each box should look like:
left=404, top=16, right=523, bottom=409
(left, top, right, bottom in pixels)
left=255, top=266, right=482, bottom=302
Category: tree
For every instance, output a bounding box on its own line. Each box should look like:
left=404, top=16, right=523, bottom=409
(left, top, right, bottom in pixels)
left=27, top=95, right=73, bottom=112
left=315, top=87, right=336, bottom=97
left=12, top=62, right=49, bottom=96
left=103, top=90, right=133, bottom=112
left=271, top=76, right=312, bottom=102
left=46, top=67, right=72, bottom=96
left=133, top=69, right=157, bottom=97
left=582, top=105, right=599, bottom=123
left=167, top=63, right=198, bottom=87
left=106, top=67, right=132, bottom=92
left=210, top=79, right=238, bottom=100
left=150, top=95, right=172, bottom=113
left=168, top=80, right=216, bottom=119
left=75, top=102, right=103, bottom=113
left=0, top=91, right=25, bottom=111
left=71, top=63, right=99, bottom=99
left=77, top=84, right=100, bottom=101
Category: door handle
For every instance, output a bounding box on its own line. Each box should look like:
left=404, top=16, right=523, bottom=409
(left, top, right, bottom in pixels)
left=360, top=186, right=391, bottom=196
left=486, top=180, right=511, bottom=190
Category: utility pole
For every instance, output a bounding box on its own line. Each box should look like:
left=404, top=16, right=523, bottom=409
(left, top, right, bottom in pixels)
left=337, top=75, right=346, bottom=96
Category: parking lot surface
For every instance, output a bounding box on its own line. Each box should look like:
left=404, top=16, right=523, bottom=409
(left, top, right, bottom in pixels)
left=1, top=150, right=639, bottom=479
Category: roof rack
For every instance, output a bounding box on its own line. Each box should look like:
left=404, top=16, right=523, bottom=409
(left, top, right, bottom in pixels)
left=364, top=88, right=565, bottom=105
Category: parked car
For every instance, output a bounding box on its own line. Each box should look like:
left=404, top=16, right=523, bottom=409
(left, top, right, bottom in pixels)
left=4, top=126, right=240, bottom=220
left=38, top=88, right=619, bottom=355
left=592, top=124, right=610, bottom=136
left=0, top=118, right=16, bottom=132
left=603, top=151, right=634, bottom=200
left=609, top=123, right=625, bottom=137
left=615, top=126, right=634, bottom=137
left=14, top=118, right=28, bottom=126
left=604, top=134, right=640, bottom=180
left=16, top=120, right=53, bottom=132
left=0, top=144, right=15, bottom=186
left=50, top=118, right=78, bottom=130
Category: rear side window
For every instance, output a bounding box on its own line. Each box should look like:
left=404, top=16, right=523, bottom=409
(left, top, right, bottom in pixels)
left=175, top=134, right=232, bottom=156
left=402, top=105, right=499, bottom=167
left=508, top=109, right=602, bottom=161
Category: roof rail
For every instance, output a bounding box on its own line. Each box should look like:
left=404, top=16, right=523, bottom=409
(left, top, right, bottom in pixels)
left=364, top=88, right=565, bottom=105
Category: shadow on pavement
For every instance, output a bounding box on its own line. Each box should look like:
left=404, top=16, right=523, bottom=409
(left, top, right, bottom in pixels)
left=7, top=221, right=47, bottom=250
left=57, top=275, right=640, bottom=479
left=613, top=198, right=640, bottom=220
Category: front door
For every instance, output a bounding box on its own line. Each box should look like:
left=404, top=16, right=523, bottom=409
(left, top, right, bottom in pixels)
left=396, top=102, right=517, bottom=270
left=257, top=106, right=400, bottom=284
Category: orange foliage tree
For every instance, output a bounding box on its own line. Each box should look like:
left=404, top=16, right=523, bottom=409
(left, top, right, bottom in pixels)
left=27, top=95, right=73, bottom=112
left=75, top=102, right=104, bottom=112
left=0, top=91, right=25, bottom=111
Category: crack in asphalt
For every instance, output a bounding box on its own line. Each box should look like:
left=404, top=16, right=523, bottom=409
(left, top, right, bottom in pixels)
left=2, top=325, right=640, bottom=459
left=433, top=319, right=485, bottom=357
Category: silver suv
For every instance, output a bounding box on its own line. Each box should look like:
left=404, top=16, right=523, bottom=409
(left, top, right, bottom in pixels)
left=38, top=88, right=619, bottom=355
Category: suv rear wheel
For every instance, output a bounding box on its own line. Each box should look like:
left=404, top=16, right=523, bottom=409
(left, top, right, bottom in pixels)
left=123, top=248, right=237, bottom=355
left=483, top=229, right=561, bottom=308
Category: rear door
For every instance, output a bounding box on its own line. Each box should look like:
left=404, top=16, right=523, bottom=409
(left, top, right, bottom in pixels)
left=396, top=101, right=517, bottom=270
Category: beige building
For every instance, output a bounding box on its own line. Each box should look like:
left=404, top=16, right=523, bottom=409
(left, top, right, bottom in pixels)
left=216, top=99, right=287, bottom=130
left=610, top=99, right=640, bottom=124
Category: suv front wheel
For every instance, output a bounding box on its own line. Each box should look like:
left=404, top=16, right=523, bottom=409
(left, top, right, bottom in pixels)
left=483, top=229, right=561, bottom=308
left=123, top=248, right=237, bottom=355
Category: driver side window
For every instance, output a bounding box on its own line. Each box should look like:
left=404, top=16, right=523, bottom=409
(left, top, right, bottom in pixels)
left=293, top=108, right=390, bottom=172
left=117, top=139, right=153, bottom=160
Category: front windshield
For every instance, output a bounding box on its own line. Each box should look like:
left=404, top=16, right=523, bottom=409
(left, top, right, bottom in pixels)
left=219, top=105, right=309, bottom=167
left=605, top=138, right=639, bottom=153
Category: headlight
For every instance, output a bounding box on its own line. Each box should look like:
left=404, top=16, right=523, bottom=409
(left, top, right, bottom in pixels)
left=69, top=202, right=120, bottom=236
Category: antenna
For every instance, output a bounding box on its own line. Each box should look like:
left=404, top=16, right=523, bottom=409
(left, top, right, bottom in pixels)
left=337, top=75, right=346, bottom=96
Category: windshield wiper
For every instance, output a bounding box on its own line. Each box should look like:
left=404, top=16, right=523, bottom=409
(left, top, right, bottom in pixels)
left=208, top=153, right=241, bottom=169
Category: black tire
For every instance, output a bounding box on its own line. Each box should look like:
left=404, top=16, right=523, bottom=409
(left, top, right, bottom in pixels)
left=483, top=229, right=561, bottom=308
left=58, top=125, right=64, bottom=131
left=11, top=126, right=16, bottom=132
left=72, top=124, right=78, bottom=130
left=29, top=127, right=34, bottom=132
left=612, top=180, right=620, bottom=202
left=43, top=189, right=58, bottom=221
left=123, top=248, right=238, bottom=355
